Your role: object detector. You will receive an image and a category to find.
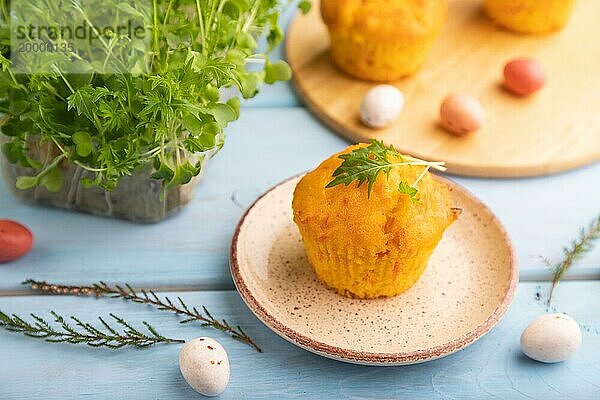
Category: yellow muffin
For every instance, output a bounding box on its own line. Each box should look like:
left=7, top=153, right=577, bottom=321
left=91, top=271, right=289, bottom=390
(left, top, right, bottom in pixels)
left=292, top=144, right=459, bottom=299
left=484, top=0, right=575, bottom=34
left=320, top=0, right=447, bottom=82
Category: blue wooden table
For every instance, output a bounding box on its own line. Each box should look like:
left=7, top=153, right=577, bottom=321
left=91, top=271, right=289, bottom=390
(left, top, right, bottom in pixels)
left=1, top=10, right=600, bottom=399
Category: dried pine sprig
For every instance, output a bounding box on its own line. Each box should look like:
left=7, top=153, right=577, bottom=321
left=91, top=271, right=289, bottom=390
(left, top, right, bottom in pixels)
left=326, top=139, right=446, bottom=200
left=544, top=214, right=600, bottom=305
left=23, top=280, right=261, bottom=352
left=0, top=310, right=183, bottom=348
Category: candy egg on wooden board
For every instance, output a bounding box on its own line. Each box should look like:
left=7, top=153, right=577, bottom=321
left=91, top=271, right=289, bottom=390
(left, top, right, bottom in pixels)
left=503, top=58, right=546, bottom=96
left=440, top=94, right=485, bottom=136
left=360, top=85, right=405, bottom=129
left=0, top=219, right=34, bottom=263
left=521, top=313, right=582, bottom=363
left=179, top=337, right=230, bottom=397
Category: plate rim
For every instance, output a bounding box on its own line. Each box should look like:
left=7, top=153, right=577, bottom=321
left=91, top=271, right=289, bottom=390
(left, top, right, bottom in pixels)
left=230, top=174, right=518, bottom=365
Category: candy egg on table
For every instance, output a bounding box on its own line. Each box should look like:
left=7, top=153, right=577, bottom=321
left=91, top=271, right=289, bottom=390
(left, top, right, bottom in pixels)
left=503, top=58, right=546, bottom=96
left=179, top=337, right=230, bottom=397
left=360, top=85, right=405, bottom=129
left=521, top=313, right=582, bottom=363
left=0, top=219, right=34, bottom=263
left=439, top=94, right=485, bottom=136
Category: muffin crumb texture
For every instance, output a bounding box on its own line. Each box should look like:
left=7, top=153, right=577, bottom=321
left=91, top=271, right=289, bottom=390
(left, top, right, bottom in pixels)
left=484, top=0, right=575, bottom=34
left=292, top=145, right=458, bottom=299
left=320, top=0, right=447, bottom=82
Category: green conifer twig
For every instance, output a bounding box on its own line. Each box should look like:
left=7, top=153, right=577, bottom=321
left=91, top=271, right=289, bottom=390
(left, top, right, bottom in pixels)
left=23, top=279, right=262, bottom=352
left=0, top=310, right=183, bottom=348
left=544, top=215, right=600, bottom=305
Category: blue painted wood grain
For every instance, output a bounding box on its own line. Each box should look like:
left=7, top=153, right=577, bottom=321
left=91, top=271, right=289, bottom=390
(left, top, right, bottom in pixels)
left=0, top=109, right=346, bottom=291
left=0, top=3, right=598, bottom=398
left=0, top=282, right=598, bottom=399
left=1, top=107, right=600, bottom=291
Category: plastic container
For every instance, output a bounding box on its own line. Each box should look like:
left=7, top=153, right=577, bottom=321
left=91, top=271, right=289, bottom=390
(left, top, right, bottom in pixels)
left=0, top=137, right=206, bottom=223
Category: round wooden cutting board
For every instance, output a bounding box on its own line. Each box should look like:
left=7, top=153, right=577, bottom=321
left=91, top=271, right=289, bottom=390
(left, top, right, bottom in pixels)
left=286, top=0, right=600, bottom=177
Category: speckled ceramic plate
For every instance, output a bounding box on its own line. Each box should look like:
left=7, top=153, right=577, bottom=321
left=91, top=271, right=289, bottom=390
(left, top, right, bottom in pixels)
left=230, top=175, right=518, bottom=365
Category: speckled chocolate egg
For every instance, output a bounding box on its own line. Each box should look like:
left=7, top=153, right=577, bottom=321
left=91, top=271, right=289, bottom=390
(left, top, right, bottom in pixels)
left=179, top=337, right=230, bottom=396
left=360, top=85, right=405, bottom=129
left=521, top=313, right=581, bottom=363
left=440, top=94, right=485, bottom=136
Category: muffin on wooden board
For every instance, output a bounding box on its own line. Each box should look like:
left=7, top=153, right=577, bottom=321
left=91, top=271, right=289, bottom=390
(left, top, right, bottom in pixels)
left=320, top=0, right=448, bottom=82
left=484, top=0, right=575, bottom=34
left=292, top=143, right=459, bottom=299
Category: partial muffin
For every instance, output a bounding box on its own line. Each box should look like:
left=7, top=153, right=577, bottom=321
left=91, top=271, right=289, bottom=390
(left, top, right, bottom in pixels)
left=320, top=0, right=447, bottom=82
left=292, top=142, right=459, bottom=299
left=484, top=0, right=575, bottom=34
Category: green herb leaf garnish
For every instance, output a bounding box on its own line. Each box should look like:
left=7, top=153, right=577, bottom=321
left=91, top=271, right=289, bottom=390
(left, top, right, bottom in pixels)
left=398, top=181, right=420, bottom=203
left=326, top=139, right=446, bottom=199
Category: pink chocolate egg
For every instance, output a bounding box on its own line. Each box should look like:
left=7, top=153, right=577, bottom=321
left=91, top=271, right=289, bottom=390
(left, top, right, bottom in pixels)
left=440, top=94, right=485, bottom=136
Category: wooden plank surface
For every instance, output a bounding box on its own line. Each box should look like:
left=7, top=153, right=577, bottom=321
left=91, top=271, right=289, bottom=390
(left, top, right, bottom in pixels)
left=0, top=108, right=346, bottom=291
left=2, top=107, right=600, bottom=292
left=0, top=282, right=598, bottom=399
left=287, top=0, right=600, bottom=177
left=1, top=4, right=599, bottom=399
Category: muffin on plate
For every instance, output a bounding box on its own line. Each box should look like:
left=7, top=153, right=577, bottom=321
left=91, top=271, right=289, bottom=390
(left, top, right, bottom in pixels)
left=320, top=0, right=447, bottom=82
left=484, top=0, right=575, bottom=34
left=292, top=142, right=459, bottom=299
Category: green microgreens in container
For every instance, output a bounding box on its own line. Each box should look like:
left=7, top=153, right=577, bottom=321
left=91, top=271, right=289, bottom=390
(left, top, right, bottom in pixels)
left=0, top=0, right=305, bottom=192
